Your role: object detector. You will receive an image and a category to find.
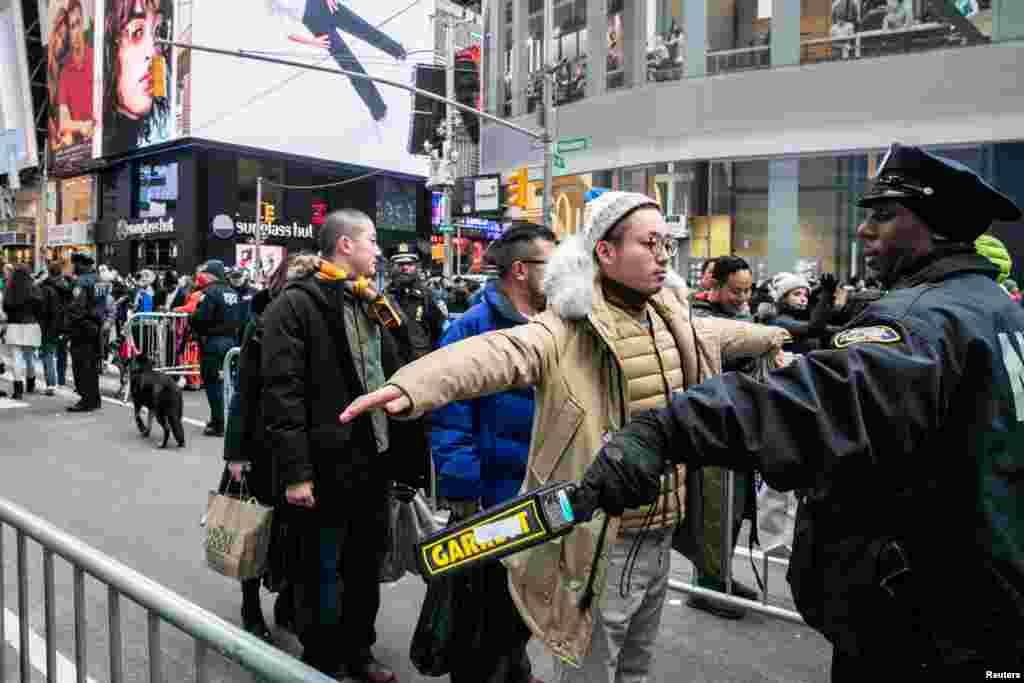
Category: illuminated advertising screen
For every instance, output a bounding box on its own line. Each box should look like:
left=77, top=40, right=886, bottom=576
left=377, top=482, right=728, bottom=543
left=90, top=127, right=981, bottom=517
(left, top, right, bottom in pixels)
left=46, top=0, right=184, bottom=176
left=190, top=0, right=432, bottom=176
left=101, top=0, right=175, bottom=157
left=46, top=0, right=97, bottom=175
left=136, top=160, right=177, bottom=217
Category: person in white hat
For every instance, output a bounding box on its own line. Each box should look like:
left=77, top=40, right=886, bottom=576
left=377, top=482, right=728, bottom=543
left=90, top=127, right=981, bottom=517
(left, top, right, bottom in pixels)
left=339, top=191, right=788, bottom=681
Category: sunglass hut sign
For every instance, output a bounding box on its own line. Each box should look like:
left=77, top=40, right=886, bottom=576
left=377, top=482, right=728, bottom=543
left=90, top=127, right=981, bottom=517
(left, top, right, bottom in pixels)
left=211, top=215, right=316, bottom=241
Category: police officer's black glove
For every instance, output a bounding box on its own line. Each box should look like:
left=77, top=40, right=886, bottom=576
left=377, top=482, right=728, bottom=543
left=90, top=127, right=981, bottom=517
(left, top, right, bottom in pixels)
left=809, top=273, right=839, bottom=334
left=818, top=272, right=838, bottom=296
left=570, top=446, right=632, bottom=523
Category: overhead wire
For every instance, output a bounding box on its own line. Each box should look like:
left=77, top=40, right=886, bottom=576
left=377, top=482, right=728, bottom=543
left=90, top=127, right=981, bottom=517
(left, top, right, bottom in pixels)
left=190, top=0, right=431, bottom=135
left=259, top=169, right=385, bottom=191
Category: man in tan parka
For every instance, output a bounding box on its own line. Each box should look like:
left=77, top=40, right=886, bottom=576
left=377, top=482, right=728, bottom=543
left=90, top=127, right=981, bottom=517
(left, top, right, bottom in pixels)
left=342, top=192, right=789, bottom=681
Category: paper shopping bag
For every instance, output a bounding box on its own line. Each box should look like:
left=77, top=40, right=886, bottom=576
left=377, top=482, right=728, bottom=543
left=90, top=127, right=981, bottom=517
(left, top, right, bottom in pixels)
left=205, top=491, right=274, bottom=581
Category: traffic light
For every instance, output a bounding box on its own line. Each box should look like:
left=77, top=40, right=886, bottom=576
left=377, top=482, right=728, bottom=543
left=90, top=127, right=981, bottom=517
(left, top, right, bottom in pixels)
left=262, top=202, right=275, bottom=225
left=454, top=46, right=481, bottom=144
left=408, top=64, right=445, bottom=155
left=507, top=167, right=529, bottom=209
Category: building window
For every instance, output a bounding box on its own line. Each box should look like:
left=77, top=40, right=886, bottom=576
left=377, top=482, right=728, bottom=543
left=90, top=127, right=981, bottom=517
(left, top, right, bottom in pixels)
left=526, top=9, right=544, bottom=114
left=607, top=0, right=625, bottom=89
left=504, top=25, right=513, bottom=117
left=706, top=0, right=770, bottom=76
left=647, top=0, right=685, bottom=83
left=60, top=176, right=95, bottom=224
left=802, top=0, right=992, bottom=66
left=552, top=0, right=587, bottom=104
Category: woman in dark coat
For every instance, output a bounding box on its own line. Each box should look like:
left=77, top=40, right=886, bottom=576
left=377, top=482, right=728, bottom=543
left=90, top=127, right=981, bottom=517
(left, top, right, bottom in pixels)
left=3, top=265, right=42, bottom=399
left=220, top=259, right=290, bottom=641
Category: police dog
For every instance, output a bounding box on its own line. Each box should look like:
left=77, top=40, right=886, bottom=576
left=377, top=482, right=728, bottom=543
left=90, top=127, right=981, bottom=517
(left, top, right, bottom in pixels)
left=130, top=357, right=186, bottom=448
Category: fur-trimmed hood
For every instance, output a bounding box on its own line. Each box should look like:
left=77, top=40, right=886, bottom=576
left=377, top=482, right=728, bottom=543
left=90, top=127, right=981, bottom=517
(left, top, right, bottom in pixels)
left=286, top=253, right=321, bottom=281
left=542, top=232, right=689, bottom=320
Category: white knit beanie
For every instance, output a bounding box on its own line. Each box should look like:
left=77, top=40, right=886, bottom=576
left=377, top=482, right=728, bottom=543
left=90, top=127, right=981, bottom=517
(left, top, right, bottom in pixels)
left=581, top=191, right=661, bottom=253
left=771, top=272, right=810, bottom=303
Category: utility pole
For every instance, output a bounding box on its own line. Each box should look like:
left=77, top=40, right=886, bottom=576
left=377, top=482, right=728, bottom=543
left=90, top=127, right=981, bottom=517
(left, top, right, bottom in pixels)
left=541, top=0, right=555, bottom=230
left=37, top=142, right=47, bottom=272
left=255, top=176, right=263, bottom=286
left=443, top=13, right=457, bottom=280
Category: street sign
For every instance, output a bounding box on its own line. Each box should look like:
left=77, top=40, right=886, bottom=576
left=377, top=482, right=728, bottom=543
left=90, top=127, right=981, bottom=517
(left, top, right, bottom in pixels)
left=553, top=154, right=566, bottom=170
left=557, top=137, right=590, bottom=154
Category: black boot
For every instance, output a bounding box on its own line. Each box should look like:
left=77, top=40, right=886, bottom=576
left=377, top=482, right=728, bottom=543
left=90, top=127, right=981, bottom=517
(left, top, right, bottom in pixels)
left=273, top=585, right=295, bottom=632
left=25, top=377, right=35, bottom=394
left=204, top=421, right=225, bottom=437
left=12, top=382, right=24, bottom=400
left=241, top=578, right=272, bottom=642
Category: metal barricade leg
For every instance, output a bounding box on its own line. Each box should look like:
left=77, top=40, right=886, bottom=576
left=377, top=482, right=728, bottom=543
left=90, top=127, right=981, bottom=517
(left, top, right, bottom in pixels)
left=17, top=530, right=29, bottom=683
left=44, top=549, right=56, bottom=683
left=147, top=611, right=161, bottom=683
left=74, top=566, right=86, bottom=683
left=109, top=587, right=123, bottom=683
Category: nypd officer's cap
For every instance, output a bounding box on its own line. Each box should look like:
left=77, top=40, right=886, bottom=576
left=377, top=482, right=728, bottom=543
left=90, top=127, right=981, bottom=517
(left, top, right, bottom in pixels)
left=390, top=243, right=419, bottom=265
left=858, top=143, right=1022, bottom=241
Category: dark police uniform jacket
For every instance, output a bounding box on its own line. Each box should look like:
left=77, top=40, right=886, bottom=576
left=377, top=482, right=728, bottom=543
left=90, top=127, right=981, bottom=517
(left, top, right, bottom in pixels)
left=385, top=283, right=445, bottom=362
left=64, top=269, right=107, bottom=346
left=595, top=248, right=1024, bottom=665
left=380, top=283, right=446, bottom=490
left=192, top=281, right=248, bottom=355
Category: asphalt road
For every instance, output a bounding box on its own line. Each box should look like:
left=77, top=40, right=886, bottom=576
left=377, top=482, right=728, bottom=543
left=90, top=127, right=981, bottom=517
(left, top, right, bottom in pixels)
left=0, top=371, right=831, bottom=682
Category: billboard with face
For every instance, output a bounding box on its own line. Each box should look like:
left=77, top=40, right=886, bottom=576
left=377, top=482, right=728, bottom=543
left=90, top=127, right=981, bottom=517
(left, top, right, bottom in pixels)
left=189, top=0, right=431, bottom=176
left=47, top=0, right=97, bottom=175
left=101, top=0, right=174, bottom=156
left=46, top=0, right=181, bottom=176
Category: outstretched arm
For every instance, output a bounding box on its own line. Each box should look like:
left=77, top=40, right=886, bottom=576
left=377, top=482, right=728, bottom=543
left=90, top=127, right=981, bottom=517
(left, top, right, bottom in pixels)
left=573, top=316, right=954, bottom=518
left=341, top=317, right=560, bottom=424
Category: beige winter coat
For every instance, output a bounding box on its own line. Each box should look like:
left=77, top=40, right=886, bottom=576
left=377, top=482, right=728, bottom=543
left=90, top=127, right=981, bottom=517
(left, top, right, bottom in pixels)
left=388, top=235, right=788, bottom=665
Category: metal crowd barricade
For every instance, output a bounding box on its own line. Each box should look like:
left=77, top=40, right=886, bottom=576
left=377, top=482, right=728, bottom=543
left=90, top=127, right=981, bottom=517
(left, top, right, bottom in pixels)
left=124, top=312, right=201, bottom=379
left=0, top=495, right=334, bottom=683
left=667, top=468, right=804, bottom=624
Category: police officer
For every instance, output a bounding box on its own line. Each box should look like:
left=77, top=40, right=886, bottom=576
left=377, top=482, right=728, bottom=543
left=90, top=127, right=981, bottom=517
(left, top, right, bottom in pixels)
left=385, top=243, right=445, bottom=361
left=191, top=260, right=247, bottom=436
left=65, top=252, right=107, bottom=412
left=573, top=143, right=1024, bottom=677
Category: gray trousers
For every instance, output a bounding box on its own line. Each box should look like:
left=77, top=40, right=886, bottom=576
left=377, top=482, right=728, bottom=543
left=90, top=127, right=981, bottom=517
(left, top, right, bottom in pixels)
left=553, top=528, right=672, bottom=683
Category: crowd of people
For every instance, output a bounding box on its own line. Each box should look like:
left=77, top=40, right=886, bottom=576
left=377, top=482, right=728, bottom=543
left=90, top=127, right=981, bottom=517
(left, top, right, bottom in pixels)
left=2, top=142, right=1022, bottom=680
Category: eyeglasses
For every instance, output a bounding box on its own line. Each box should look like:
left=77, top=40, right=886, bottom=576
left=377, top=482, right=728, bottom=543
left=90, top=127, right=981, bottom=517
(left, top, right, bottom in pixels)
left=640, top=235, right=679, bottom=258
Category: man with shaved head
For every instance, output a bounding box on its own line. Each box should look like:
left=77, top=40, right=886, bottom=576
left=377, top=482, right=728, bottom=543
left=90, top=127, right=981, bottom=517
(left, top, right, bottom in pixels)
left=261, top=209, right=397, bottom=682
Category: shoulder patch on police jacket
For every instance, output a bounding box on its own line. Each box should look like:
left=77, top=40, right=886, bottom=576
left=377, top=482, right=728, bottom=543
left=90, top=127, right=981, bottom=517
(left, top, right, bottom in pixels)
left=833, top=325, right=902, bottom=348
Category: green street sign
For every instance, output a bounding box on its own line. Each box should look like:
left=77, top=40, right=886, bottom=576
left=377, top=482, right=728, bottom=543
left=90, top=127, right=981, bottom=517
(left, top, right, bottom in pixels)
left=553, top=154, right=566, bottom=170
left=438, top=224, right=454, bottom=235
left=557, top=137, right=590, bottom=153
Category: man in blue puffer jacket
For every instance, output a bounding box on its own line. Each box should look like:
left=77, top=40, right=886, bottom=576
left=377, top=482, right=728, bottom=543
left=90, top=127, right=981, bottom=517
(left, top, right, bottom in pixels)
left=430, top=222, right=555, bottom=683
